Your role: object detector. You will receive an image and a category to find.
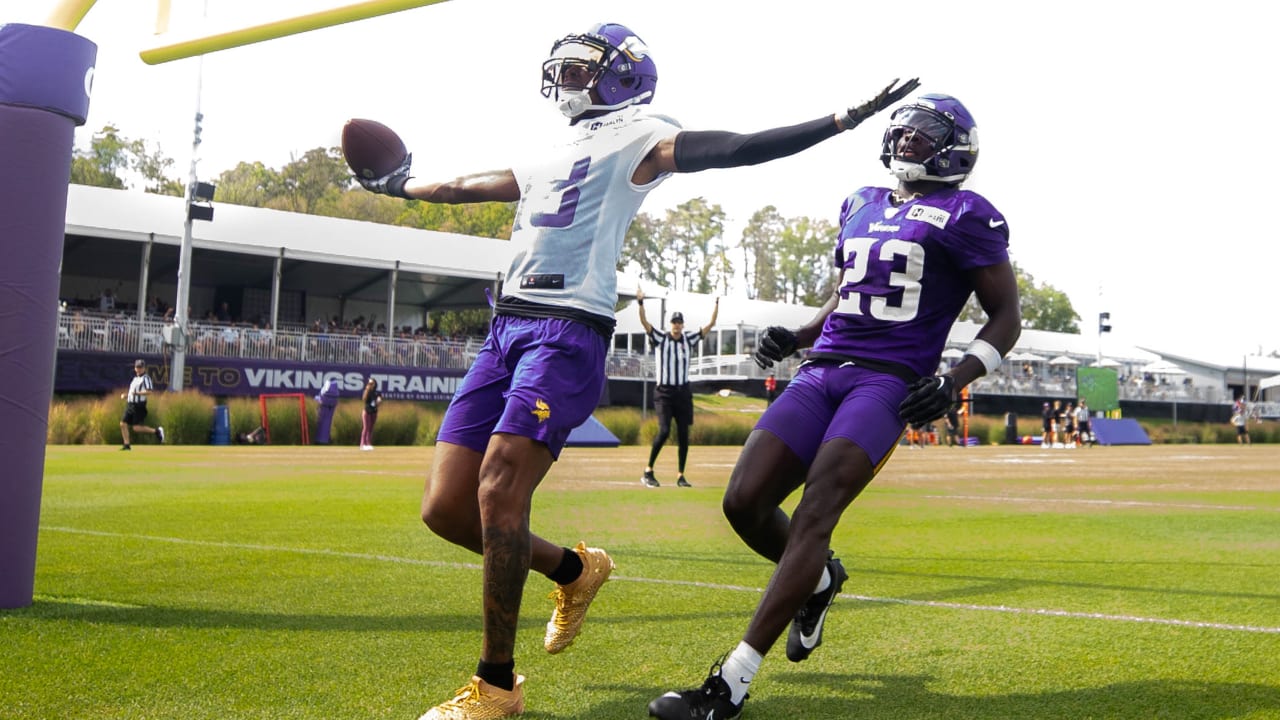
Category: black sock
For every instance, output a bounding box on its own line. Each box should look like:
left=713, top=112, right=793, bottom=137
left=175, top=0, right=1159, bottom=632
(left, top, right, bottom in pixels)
left=476, top=659, right=515, bottom=691
left=545, top=546, right=583, bottom=586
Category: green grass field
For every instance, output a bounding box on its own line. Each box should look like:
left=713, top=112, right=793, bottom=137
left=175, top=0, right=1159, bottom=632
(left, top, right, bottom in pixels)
left=5, top=444, right=1279, bottom=719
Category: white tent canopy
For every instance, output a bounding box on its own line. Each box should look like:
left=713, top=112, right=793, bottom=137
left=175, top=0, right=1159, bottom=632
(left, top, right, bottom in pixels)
left=1260, top=374, right=1280, bottom=391
left=1049, top=355, right=1079, bottom=366
left=1094, top=358, right=1122, bottom=368
left=1141, top=360, right=1187, bottom=375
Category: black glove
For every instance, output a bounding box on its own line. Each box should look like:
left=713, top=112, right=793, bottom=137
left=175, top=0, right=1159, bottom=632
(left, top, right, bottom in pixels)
left=753, top=326, right=798, bottom=369
left=898, top=375, right=957, bottom=426
left=357, top=153, right=412, bottom=198
left=840, top=78, right=922, bottom=130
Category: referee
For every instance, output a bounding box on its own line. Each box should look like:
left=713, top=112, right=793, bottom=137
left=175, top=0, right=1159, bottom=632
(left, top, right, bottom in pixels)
left=119, top=358, right=164, bottom=450
left=637, top=288, right=718, bottom=488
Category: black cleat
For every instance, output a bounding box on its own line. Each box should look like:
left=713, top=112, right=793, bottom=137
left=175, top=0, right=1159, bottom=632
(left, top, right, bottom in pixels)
left=676, top=477, right=692, bottom=488
left=649, top=661, right=745, bottom=720
left=642, top=470, right=660, bottom=488
left=156, top=426, right=165, bottom=444
left=786, top=553, right=848, bottom=662
left=120, top=445, right=131, bottom=451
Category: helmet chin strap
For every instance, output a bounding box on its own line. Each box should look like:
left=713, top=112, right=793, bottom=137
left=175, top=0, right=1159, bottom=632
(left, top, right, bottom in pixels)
left=889, top=159, right=928, bottom=182
left=557, top=89, right=654, bottom=119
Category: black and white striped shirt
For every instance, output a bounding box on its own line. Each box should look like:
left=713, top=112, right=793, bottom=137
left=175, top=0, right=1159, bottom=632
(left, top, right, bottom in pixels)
left=647, top=328, right=703, bottom=387
left=127, top=373, right=153, bottom=403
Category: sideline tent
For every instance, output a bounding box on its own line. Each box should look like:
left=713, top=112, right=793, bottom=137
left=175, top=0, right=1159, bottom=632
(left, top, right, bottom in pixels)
left=1260, top=374, right=1280, bottom=391
left=1140, top=360, right=1187, bottom=375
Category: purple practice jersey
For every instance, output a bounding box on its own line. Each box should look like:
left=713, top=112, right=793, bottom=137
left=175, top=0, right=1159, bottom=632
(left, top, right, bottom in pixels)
left=809, top=186, right=1009, bottom=377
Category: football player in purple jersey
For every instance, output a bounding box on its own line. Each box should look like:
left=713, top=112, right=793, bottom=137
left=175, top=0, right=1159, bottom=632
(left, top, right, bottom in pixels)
left=649, top=94, right=1021, bottom=720
left=359, top=21, right=918, bottom=720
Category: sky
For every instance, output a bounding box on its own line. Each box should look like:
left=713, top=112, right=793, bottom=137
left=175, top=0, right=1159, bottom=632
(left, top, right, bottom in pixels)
left=8, top=0, right=1278, bottom=361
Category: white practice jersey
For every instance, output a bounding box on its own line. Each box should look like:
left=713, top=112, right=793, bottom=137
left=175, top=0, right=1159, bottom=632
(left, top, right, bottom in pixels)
left=506, top=107, right=681, bottom=319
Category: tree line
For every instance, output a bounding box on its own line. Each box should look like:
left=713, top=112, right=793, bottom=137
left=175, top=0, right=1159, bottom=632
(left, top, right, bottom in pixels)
left=70, top=125, right=1081, bottom=333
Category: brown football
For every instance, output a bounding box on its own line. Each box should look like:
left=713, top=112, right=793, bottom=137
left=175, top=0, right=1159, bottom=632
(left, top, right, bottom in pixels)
left=341, top=118, right=408, bottom=180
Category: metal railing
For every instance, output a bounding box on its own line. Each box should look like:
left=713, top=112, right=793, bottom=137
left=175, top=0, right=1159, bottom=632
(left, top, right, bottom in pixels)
left=56, top=312, right=1232, bottom=405
left=57, top=313, right=479, bottom=370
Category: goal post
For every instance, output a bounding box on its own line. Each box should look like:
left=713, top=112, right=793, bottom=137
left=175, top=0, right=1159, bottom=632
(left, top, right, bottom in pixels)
left=258, top=393, right=310, bottom=445
left=138, top=0, right=453, bottom=65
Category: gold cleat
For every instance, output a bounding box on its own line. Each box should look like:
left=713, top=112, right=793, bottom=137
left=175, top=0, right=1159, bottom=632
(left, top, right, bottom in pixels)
left=417, top=675, right=525, bottom=720
left=544, top=542, right=614, bottom=653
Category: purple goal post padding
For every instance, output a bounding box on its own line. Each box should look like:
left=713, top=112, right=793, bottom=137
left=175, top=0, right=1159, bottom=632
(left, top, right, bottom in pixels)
left=0, top=24, right=97, bottom=609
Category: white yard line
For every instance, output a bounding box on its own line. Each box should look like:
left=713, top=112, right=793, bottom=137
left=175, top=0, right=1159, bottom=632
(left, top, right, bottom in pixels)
left=917, top=494, right=1278, bottom=512
left=42, top=526, right=1280, bottom=635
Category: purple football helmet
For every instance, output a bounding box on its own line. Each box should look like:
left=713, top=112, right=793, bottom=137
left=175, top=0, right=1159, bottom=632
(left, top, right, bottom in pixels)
left=880, top=94, right=978, bottom=184
left=541, top=23, right=658, bottom=118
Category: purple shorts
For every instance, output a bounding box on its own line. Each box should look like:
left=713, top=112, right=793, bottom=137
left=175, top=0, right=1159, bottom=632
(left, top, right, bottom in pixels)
left=755, top=361, right=910, bottom=467
left=437, top=315, right=607, bottom=460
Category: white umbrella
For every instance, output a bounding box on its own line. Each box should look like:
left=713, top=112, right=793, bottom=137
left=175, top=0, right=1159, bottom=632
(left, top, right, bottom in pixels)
left=1020, top=352, right=1048, bottom=363
left=1094, top=357, right=1122, bottom=368
left=1140, top=360, right=1186, bottom=375
left=941, top=347, right=965, bottom=359
left=1049, top=355, right=1079, bottom=366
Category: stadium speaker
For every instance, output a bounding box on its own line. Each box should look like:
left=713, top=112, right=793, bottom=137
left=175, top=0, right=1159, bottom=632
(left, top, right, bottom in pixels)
left=187, top=204, right=214, bottom=222
left=1004, top=412, right=1018, bottom=445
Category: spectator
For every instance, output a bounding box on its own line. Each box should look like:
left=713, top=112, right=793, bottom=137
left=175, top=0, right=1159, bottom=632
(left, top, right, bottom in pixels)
left=944, top=406, right=961, bottom=447
left=315, top=378, right=341, bottom=445
left=1232, top=397, right=1251, bottom=445
left=360, top=377, right=381, bottom=451
left=1040, top=401, right=1054, bottom=448
left=764, top=373, right=777, bottom=406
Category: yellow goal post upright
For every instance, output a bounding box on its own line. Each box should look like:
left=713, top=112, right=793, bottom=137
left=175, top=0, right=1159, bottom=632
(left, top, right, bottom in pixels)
left=44, top=0, right=453, bottom=61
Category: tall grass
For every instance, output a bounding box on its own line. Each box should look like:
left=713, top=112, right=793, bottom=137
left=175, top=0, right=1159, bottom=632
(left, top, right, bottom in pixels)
left=43, top=393, right=1274, bottom=446
left=156, top=391, right=216, bottom=445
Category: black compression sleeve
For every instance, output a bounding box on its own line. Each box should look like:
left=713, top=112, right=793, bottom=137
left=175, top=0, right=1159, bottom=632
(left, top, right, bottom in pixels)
left=673, top=115, right=840, bottom=173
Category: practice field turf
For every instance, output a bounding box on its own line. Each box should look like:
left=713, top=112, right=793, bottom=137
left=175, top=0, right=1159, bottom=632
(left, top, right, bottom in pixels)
left=5, top=444, right=1280, bottom=719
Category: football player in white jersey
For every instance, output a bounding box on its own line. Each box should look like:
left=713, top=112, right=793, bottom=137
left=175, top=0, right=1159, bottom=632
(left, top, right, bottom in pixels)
left=359, top=21, right=917, bottom=720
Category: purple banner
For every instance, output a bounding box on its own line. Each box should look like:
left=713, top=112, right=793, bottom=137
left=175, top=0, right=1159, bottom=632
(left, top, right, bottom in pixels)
left=56, top=351, right=466, bottom=402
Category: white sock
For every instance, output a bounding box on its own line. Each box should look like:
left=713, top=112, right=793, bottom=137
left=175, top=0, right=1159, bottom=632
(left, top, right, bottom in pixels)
left=720, top=641, right=761, bottom=705
left=812, top=565, right=831, bottom=594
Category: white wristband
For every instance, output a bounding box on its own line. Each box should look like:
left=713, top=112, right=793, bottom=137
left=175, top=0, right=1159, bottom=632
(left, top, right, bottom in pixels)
left=963, top=339, right=1003, bottom=375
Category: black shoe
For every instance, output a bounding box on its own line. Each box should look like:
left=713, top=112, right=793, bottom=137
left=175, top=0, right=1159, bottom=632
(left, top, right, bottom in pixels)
left=676, top=477, right=692, bottom=488
left=156, top=426, right=165, bottom=444
left=649, top=661, right=745, bottom=720
left=642, top=470, right=660, bottom=488
left=120, top=445, right=131, bottom=451
left=785, top=553, right=848, bottom=662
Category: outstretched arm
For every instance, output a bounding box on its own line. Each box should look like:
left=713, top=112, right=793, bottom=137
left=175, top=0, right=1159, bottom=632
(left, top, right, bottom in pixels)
left=358, top=151, right=520, bottom=204
left=637, top=287, right=654, bottom=335
left=400, top=169, right=520, bottom=204
left=633, top=77, right=919, bottom=184
left=700, top=297, right=720, bottom=337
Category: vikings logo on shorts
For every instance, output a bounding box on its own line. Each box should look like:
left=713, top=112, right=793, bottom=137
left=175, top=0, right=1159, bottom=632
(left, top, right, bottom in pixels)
left=531, top=398, right=551, bottom=423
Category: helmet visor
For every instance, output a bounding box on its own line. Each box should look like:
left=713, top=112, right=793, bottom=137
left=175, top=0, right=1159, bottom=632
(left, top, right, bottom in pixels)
left=541, top=37, right=607, bottom=97
left=888, top=106, right=953, bottom=146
